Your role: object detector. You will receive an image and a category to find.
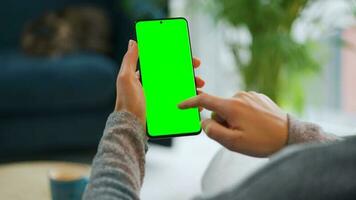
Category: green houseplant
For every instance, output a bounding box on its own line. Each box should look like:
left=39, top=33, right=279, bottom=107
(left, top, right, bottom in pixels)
left=214, top=0, right=320, bottom=111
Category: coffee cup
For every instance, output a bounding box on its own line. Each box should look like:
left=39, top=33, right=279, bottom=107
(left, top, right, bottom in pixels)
left=48, top=164, right=89, bottom=200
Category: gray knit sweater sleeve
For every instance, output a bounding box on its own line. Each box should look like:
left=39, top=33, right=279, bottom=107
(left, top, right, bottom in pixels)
left=287, top=114, right=341, bottom=145
left=83, top=112, right=341, bottom=200
left=83, top=111, right=147, bottom=200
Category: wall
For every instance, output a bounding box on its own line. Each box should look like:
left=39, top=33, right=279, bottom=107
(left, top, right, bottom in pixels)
left=342, top=26, right=356, bottom=114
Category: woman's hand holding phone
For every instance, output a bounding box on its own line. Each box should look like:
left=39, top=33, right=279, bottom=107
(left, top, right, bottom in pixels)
left=114, top=39, right=205, bottom=128
left=114, top=40, right=146, bottom=126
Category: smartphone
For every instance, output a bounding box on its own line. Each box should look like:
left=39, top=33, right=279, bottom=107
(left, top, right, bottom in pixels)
left=135, top=18, right=201, bottom=138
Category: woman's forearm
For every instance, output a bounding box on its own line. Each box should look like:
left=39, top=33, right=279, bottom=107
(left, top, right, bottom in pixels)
left=287, top=114, right=341, bottom=145
left=83, top=111, right=147, bottom=200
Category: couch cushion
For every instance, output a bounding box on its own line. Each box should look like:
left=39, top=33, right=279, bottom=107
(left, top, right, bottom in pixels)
left=0, top=0, right=113, bottom=49
left=0, top=50, right=117, bottom=115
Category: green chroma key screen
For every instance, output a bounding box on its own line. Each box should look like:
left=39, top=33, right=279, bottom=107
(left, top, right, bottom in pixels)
left=135, top=18, right=201, bottom=138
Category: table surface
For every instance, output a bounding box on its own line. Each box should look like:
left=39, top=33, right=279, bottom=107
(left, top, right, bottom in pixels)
left=0, top=161, right=90, bottom=200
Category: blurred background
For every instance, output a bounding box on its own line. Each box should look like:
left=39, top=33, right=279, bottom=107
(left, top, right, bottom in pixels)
left=0, top=0, right=355, bottom=199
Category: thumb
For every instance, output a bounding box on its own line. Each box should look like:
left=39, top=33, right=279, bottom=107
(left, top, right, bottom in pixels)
left=202, top=118, right=241, bottom=148
left=120, top=40, right=138, bottom=74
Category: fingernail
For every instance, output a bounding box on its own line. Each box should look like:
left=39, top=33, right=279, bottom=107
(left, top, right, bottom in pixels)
left=128, top=40, right=134, bottom=51
left=177, top=103, right=184, bottom=109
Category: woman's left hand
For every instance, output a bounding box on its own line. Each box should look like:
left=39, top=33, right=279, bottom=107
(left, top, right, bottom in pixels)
left=114, top=39, right=204, bottom=127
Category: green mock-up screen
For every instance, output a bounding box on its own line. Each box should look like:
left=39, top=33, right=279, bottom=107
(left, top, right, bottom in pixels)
left=136, top=18, right=201, bottom=137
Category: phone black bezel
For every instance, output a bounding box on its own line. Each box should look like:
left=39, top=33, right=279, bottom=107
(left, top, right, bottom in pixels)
left=134, top=17, right=202, bottom=139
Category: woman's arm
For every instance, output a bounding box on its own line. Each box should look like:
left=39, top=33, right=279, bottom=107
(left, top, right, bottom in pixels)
left=83, top=40, right=203, bottom=199
left=83, top=111, right=147, bottom=200
left=287, top=114, right=341, bottom=145
left=83, top=40, right=146, bottom=200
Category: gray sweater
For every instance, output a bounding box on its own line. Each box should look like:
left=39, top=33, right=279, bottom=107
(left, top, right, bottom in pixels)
left=83, top=111, right=349, bottom=200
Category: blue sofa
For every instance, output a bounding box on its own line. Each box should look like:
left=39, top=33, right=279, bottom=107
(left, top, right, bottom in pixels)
left=0, top=0, right=169, bottom=162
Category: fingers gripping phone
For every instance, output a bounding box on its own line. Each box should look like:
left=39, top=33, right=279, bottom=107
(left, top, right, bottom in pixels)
left=135, top=18, right=201, bottom=138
